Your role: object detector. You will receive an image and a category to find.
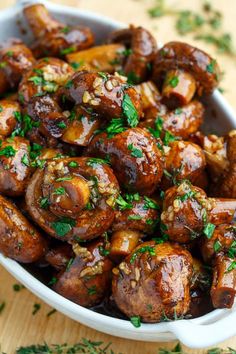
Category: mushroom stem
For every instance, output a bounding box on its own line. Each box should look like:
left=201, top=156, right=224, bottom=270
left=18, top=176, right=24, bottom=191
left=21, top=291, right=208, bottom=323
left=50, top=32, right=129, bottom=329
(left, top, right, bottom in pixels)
left=162, top=69, right=196, bottom=109
left=110, top=230, right=141, bottom=260
left=24, top=4, right=60, bottom=38
left=211, top=254, right=236, bottom=308
left=209, top=198, right=236, bottom=225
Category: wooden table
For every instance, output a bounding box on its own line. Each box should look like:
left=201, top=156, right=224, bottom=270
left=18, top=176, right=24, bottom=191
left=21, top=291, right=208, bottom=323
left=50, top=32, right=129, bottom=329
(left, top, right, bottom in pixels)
left=1, top=0, right=236, bottom=353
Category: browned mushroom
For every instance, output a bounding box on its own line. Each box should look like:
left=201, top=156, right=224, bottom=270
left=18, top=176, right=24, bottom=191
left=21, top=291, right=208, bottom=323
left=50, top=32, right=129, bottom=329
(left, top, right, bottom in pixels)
left=53, top=238, right=113, bottom=307
left=25, top=157, right=120, bottom=242
left=18, top=57, right=74, bottom=105
left=108, top=25, right=157, bottom=83
left=112, top=241, right=193, bottom=322
left=211, top=254, right=236, bottom=308
left=86, top=128, right=163, bottom=195
left=0, top=136, right=32, bottom=196
left=0, top=194, right=47, bottom=263
left=153, top=42, right=220, bottom=109
left=0, top=38, right=35, bottom=95
left=59, top=70, right=142, bottom=123
left=160, top=140, right=206, bottom=190
left=161, top=181, right=236, bottom=243
left=139, top=100, right=204, bottom=140
left=0, top=99, right=21, bottom=138
left=23, top=4, right=94, bottom=58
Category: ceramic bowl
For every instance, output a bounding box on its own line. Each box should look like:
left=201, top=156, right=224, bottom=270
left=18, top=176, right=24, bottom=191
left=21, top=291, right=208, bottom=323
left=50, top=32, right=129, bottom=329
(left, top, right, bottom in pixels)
left=0, top=0, right=236, bottom=348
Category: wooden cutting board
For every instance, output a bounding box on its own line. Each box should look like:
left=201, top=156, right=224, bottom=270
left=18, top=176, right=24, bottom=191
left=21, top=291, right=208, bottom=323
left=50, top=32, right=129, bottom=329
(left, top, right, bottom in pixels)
left=1, top=0, right=236, bottom=353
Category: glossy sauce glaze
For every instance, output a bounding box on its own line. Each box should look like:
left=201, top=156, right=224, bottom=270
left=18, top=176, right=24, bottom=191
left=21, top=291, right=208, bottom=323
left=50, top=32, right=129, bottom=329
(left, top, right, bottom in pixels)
left=0, top=3, right=235, bottom=325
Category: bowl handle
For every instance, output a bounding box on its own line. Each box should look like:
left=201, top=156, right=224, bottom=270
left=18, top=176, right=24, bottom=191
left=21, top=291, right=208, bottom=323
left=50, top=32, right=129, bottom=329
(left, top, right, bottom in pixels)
left=166, top=309, right=236, bottom=348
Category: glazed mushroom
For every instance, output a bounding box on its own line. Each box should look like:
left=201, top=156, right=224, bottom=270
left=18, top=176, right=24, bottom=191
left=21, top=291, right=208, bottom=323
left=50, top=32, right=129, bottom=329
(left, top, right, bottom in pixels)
left=211, top=254, right=236, bottom=308
left=25, top=95, right=70, bottom=148
left=23, top=4, right=94, bottom=58
left=53, top=238, right=113, bottom=307
left=0, top=38, right=35, bottom=95
left=112, top=194, right=160, bottom=234
left=112, top=241, right=193, bottom=322
left=59, top=70, right=142, bottom=123
left=201, top=224, right=236, bottom=263
left=153, top=41, right=220, bottom=109
left=189, top=258, right=213, bottom=318
left=109, top=230, right=141, bottom=261
left=66, top=43, right=126, bottom=73
left=161, top=181, right=236, bottom=243
left=108, top=25, right=157, bottom=83
left=161, top=140, right=206, bottom=190
left=86, top=128, right=163, bottom=195
left=139, top=100, right=204, bottom=140
left=134, top=81, right=162, bottom=112
left=61, top=105, right=101, bottom=146
left=216, top=130, right=236, bottom=198
left=25, top=157, right=120, bottom=241
left=0, top=99, right=21, bottom=138
left=18, top=57, right=74, bottom=105
left=0, top=195, right=47, bottom=263
left=45, top=243, right=74, bottom=271
left=0, top=136, right=32, bottom=196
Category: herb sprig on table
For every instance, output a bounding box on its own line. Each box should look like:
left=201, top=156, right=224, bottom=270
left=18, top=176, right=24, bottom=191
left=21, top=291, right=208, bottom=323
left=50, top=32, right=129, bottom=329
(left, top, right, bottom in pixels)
left=148, top=0, right=236, bottom=58
left=14, top=341, right=236, bottom=354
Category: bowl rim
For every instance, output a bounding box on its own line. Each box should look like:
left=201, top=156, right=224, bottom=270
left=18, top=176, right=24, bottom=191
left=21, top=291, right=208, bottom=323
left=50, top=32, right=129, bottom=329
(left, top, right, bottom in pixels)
left=1, top=0, right=236, bottom=348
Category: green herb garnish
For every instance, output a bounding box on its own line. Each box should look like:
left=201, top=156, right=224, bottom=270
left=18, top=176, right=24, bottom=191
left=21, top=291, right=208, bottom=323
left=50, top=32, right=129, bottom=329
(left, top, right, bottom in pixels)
left=122, top=93, right=139, bottom=128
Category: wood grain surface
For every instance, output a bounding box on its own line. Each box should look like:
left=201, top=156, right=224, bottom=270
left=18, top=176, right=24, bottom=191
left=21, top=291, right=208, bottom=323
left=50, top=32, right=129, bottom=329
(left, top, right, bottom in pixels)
left=1, top=0, right=236, bottom=353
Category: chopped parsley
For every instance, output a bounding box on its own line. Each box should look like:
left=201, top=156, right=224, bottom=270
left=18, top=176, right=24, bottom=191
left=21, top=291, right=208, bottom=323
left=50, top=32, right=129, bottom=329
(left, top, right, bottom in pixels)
left=48, top=277, right=57, bottom=286
left=148, top=116, right=163, bottom=138
left=125, top=193, right=140, bottom=203
left=213, top=240, right=222, bottom=253
left=122, top=94, right=139, bottom=128
left=128, top=215, right=142, bottom=220
left=227, top=261, right=236, bottom=273
left=87, top=157, right=110, bottom=166
left=163, top=130, right=177, bottom=145
left=13, top=111, right=22, bottom=122
left=130, top=315, right=141, bottom=328
left=57, top=121, right=67, bottom=129
left=32, top=303, right=41, bottom=315
left=65, top=80, right=73, bottom=89
left=21, top=154, right=30, bottom=167
left=0, top=145, right=16, bottom=157
left=130, top=245, right=156, bottom=263
left=0, top=302, right=6, bottom=314
left=98, top=246, right=110, bottom=256
left=68, top=161, right=78, bottom=168
left=66, top=258, right=74, bottom=271
left=13, top=284, right=25, bottom=292
left=70, top=61, right=84, bottom=70
left=87, top=286, right=97, bottom=295
left=203, top=223, right=215, bottom=239
left=177, top=190, right=196, bottom=202
left=46, top=309, right=57, bottom=317
left=116, top=195, right=132, bottom=210
left=143, top=196, right=159, bottom=210
left=51, top=217, right=76, bottom=237
left=206, top=59, right=217, bottom=73
left=105, top=118, right=126, bottom=138
left=98, top=72, right=108, bottom=80
left=60, top=46, right=76, bottom=55
left=127, top=143, right=143, bottom=158
left=53, top=187, right=66, bottom=195
left=168, top=76, right=179, bottom=88
left=0, top=105, right=3, bottom=113
left=55, top=176, right=72, bottom=182
left=40, top=197, right=50, bottom=209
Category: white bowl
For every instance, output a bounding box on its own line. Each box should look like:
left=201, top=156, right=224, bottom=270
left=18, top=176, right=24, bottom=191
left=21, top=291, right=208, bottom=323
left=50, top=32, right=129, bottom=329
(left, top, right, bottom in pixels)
left=0, top=0, right=236, bottom=349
